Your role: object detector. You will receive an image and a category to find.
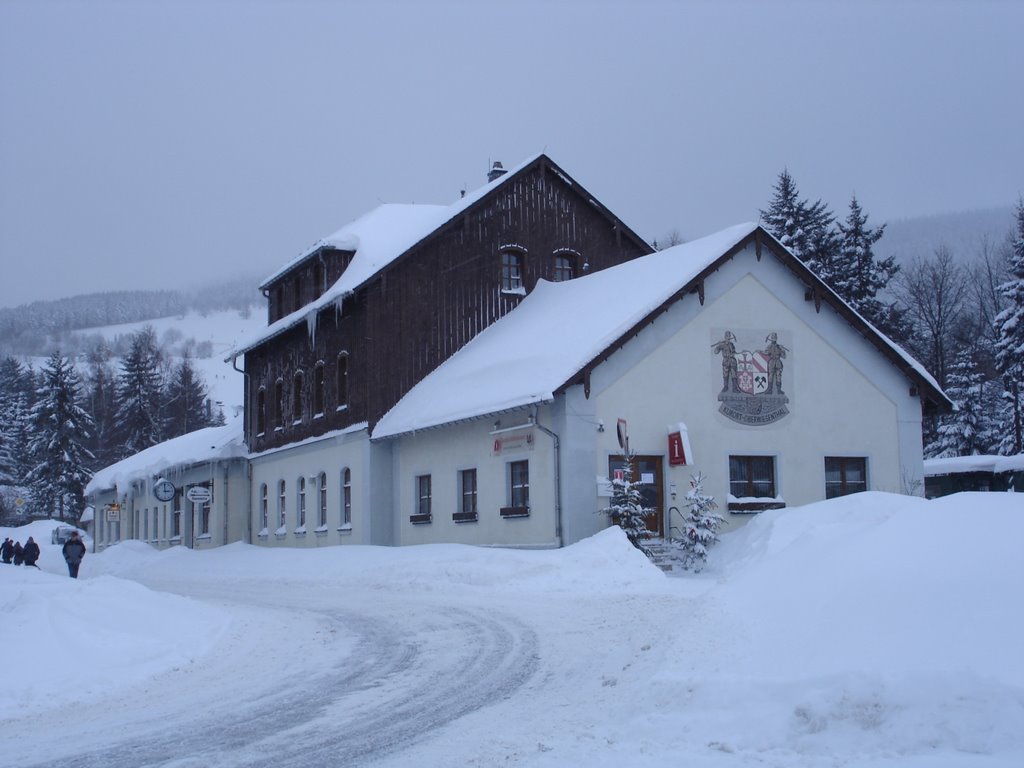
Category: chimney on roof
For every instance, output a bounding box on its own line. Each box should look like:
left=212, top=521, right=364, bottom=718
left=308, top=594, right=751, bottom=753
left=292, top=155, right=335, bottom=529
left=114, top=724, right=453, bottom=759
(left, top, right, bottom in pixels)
left=487, top=161, right=507, bottom=183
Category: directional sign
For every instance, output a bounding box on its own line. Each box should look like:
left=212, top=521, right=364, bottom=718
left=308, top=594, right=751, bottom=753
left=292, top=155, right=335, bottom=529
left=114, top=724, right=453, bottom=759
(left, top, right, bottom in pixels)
left=153, top=479, right=176, bottom=503
left=186, top=486, right=212, bottom=504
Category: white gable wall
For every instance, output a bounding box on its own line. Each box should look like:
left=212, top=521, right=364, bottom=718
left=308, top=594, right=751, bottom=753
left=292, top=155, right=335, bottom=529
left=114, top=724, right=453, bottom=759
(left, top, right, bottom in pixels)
left=573, top=242, right=923, bottom=534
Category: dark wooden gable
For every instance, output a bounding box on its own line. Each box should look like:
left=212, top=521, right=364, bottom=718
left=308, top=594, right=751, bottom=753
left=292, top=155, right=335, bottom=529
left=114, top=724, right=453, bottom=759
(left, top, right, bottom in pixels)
left=244, top=156, right=654, bottom=452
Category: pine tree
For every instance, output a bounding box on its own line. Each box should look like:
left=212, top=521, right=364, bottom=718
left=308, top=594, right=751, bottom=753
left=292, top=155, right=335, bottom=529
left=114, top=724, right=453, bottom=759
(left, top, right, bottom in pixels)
left=931, top=350, right=994, bottom=457
left=0, top=357, right=35, bottom=486
left=25, top=351, right=95, bottom=521
left=601, top=452, right=655, bottom=553
left=675, top=473, right=725, bottom=572
left=163, top=354, right=212, bottom=439
left=760, top=170, right=838, bottom=277
left=994, top=199, right=1024, bottom=455
left=114, top=326, right=164, bottom=456
left=833, top=195, right=903, bottom=334
left=83, top=344, right=119, bottom=471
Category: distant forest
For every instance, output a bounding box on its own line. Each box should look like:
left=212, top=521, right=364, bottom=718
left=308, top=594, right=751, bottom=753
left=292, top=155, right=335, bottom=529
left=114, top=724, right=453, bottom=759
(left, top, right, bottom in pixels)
left=0, top=275, right=262, bottom=357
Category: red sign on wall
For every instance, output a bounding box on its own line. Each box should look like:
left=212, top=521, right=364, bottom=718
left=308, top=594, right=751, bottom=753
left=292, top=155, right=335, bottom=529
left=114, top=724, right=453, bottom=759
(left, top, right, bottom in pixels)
left=668, top=432, right=687, bottom=466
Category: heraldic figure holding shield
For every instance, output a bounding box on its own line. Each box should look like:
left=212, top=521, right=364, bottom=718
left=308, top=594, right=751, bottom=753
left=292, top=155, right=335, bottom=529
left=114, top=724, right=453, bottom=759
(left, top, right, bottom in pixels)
left=763, top=332, right=787, bottom=395
left=711, top=331, right=740, bottom=393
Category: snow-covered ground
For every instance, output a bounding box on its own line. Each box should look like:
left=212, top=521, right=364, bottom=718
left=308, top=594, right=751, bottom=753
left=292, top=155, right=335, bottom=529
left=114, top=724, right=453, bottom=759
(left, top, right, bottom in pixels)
left=2, top=491, right=1022, bottom=767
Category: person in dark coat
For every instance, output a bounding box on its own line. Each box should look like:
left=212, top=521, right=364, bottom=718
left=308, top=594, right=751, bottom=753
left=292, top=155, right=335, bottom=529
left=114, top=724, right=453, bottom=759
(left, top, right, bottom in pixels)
left=1, top=537, right=13, bottom=564
left=62, top=531, right=86, bottom=578
left=13, top=541, right=24, bottom=566
left=22, top=536, right=40, bottom=568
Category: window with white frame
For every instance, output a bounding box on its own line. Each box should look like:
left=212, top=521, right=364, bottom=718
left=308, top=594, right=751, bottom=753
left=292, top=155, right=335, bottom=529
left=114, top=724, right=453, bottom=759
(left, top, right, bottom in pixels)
left=278, top=479, right=287, bottom=528
left=297, top=476, right=307, bottom=528
left=342, top=467, right=352, bottom=526
left=260, top=483, right=268, bottom=529
left=501, top=249, right=524, bottom=291
left=318, top=471, right=327, bottom=527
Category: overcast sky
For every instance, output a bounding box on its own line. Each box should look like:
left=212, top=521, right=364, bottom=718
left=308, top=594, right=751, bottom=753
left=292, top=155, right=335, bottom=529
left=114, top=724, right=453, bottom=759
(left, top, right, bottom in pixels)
left=1, top=0, right=1021, bottom=310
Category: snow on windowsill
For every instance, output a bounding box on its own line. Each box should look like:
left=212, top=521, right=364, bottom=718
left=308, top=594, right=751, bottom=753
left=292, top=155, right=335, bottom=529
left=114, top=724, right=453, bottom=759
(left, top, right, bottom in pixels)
left=335, top=405, right=348, bottom=413
left=196, top=534, right=212, bottom=540
left=294, top=526, right=307, bottom=537
left=500, top=287, right=526, bottom=297
left=337, top=524, right=352, bottom=535
left=257, top=528, right=269, bottom=539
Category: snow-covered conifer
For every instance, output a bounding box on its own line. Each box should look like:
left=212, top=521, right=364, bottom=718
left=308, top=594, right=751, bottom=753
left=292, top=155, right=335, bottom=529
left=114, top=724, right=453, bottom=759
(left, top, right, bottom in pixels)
left=932, top=350, right=997, bottom=457
left=163, top=353, right=213, bottom=439
left=25, top=351, right=94, bottom=520
left=114, top=326, right=164, bottom=456
left=601, top=453, right=654, bottom=553
left=676, top=473, right=725, bottom=571
left=760, top=170, right=838, bottom=278
left=994, top=199, right=1024, bottom=455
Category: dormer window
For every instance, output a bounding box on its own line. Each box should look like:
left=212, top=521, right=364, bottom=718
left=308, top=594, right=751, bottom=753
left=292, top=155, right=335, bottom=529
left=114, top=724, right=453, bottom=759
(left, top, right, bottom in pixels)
left=256, top=387, right=266, bottom=436
left=293, top=279, right=302, bottom=312
left=500, top=248, right=524, bottom=292
left=313, top=262, right=324, bottom=298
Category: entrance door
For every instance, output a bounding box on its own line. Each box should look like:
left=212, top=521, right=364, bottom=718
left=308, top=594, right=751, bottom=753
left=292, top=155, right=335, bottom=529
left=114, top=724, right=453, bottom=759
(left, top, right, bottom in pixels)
left=608, top=455, right=665, bottom=537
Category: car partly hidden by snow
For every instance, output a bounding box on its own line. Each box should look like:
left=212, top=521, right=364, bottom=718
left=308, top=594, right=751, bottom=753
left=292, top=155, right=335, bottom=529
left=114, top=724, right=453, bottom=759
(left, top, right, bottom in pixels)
left=51, top=526, right=78, bottom=545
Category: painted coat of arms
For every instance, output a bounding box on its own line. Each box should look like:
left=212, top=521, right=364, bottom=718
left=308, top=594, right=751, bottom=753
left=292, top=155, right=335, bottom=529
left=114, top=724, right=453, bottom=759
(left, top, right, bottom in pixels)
left=711, top=330, right=790, bottom=425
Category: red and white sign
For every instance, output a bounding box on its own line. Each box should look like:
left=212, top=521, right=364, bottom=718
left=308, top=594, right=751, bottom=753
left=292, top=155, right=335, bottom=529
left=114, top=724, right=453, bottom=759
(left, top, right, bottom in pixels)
left=492, top=430, right=534, bottom=455
left=667, top=422, right=694, bottom=466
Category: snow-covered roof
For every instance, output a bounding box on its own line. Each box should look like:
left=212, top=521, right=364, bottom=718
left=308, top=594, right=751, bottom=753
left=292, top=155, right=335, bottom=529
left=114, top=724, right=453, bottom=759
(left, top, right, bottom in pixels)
left=229, top=153, right=545, bottom=359
left=372, top=224, right=758, bottom=439
left=373, top=222, right=949, bottom=440
left=925, top=454, right=1024, bottom=476
left=85, top=422, right=247, bottom=496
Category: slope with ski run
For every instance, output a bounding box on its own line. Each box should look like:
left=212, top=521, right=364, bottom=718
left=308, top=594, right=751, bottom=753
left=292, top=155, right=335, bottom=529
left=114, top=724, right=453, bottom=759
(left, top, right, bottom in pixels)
left=2, top=491, right=1022, bottom=767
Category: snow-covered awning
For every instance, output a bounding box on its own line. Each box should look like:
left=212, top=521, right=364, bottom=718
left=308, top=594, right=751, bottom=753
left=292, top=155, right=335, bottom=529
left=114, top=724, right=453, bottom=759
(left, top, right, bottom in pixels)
left=85, top=422, right=246, bottom=497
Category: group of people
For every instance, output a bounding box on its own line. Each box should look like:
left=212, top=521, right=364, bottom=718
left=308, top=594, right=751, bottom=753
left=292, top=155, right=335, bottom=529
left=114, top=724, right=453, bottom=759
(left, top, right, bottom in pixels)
left=1, top=536, right=40, bottom=567
left=1, top=531, right=86, bottom=577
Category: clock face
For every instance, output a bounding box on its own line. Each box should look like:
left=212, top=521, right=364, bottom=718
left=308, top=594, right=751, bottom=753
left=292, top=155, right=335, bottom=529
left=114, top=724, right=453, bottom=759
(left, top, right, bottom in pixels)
left=153, top=479, right=176, bottom=502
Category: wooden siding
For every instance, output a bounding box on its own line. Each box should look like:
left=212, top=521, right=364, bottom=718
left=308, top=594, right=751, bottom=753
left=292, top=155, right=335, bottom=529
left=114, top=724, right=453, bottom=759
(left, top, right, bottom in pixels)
left=245, top=161, right=652, bottom=452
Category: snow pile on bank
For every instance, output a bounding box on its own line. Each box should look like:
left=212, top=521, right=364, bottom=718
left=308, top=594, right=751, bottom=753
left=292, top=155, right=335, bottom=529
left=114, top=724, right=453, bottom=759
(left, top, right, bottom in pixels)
left=3, top=492, right=1023, bottom=765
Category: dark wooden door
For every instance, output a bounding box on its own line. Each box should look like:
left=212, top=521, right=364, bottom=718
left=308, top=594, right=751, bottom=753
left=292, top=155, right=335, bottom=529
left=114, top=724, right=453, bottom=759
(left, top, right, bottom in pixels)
left=608, top=455, right=665, bottom=537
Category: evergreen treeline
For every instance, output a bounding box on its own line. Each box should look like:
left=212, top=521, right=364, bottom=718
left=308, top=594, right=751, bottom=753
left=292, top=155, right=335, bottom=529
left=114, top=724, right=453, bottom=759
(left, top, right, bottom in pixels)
left=760, top=172, right=1024, bottom=459
left=0, top=274, right=262, bottom=357
left=0, top=327, right=225, bottom=522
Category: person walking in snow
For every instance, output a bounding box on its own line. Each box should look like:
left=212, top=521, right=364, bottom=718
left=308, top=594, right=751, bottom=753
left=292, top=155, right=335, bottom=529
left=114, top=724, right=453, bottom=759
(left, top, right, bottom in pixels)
left=13, top=540, right=24, bottom=566
left=22, top=536, right=40, bottom=568
left=62, top=531, right=86, bottom=578
left=1, top=537, right=13, bottom=564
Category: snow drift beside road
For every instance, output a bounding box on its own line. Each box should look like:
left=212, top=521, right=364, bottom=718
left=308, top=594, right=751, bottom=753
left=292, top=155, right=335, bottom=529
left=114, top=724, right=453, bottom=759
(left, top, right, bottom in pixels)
left=3, top=492, right=1023, bottom=766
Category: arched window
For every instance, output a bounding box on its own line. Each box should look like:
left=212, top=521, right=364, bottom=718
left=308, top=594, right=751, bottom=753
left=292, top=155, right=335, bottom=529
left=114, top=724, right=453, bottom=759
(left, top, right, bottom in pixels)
left=256, top=387, right=266, bottom=435
left=297, top=476, right=306, bottom=528
left=260, top=483, right=268, bottom=529
left=500, top=248, right=524, bottom=291
left=313, top=362, right=325, bottom=417
left=553, top=254, right=575, bottom=282
left=318, top=472, right=327, bottom=527
left=336, top=353, right=349, bottom=410
left=342, top=467, right=352, bottom=526
left=274, top=380, right=284, bottom=430
left=278, top=479, right=287, bottom=528
left=292, top=371, right=304, bottom=424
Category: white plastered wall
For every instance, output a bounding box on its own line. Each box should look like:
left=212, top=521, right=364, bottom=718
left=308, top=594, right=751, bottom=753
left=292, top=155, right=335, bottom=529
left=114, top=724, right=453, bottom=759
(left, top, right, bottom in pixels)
left=563, top=242, right=924, bottom=536
left=248, top=427, right=385, bottom=547
left=387, top=406, right=560, bottom=549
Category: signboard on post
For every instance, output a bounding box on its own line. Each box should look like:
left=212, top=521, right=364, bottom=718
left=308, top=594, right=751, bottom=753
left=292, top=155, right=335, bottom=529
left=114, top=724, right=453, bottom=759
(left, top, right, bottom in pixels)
left=186, top=486, right=212, bottom=504
left=105, top=503, right=121, bottom=522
